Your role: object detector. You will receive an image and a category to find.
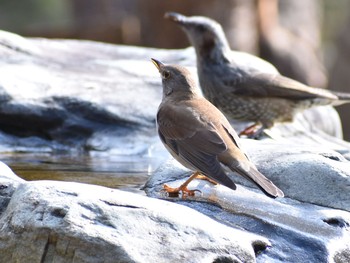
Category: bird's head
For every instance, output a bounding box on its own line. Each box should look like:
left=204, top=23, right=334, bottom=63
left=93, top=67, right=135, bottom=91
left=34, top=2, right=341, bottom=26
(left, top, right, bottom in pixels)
left=164, top=12, right=230, bottom=59
left=151, top=58, right=201, bottom=99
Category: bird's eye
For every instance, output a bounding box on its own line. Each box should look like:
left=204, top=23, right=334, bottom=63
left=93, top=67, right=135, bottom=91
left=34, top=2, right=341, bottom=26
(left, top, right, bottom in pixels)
left=162, top=71, right=170, bottom=79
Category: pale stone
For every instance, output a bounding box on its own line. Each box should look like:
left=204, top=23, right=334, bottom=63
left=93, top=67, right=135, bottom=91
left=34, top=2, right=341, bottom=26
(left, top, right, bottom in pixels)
left=0, top=166, right=266, bottom=263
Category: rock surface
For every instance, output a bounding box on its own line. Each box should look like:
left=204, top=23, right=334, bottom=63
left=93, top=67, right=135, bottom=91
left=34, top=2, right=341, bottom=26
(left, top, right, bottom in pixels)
left=0, top=162, right=267, bottom=263
left=1, top=30, right=350, bottom=262
left=144, top=156, right=350, bottom=262
left=0, top=29, right=348, bottom=154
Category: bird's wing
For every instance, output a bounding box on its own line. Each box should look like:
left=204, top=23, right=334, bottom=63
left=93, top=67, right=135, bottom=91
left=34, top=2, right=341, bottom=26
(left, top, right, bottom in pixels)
left=157, top=104, right=237, bottom=189
left=220, top=119, right=251, bottom=160
left=223, top=72, right=338, bottom=100
left=230, top=51, right=279, bottom=74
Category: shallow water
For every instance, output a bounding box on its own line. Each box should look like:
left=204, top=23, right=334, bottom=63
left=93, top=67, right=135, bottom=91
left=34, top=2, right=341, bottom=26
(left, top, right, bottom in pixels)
left=0, top=152, right=165, bottom=195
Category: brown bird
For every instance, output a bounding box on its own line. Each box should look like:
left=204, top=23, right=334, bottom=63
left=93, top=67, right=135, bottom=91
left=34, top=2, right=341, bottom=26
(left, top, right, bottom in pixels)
left=151, top=58, right=283, bottom=198
left=165, top=12, right=350, bottom=138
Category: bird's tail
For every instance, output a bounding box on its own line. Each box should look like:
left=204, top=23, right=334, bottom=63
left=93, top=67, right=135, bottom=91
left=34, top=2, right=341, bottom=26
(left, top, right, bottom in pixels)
left=232, top=166, right=284, bottom=198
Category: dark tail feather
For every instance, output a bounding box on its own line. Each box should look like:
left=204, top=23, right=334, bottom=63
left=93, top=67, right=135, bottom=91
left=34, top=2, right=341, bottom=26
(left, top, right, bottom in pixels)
left=233, top=166, right=284, bottom=198
left=216, top=174, right=237, bottom=191
left=205, top=169, right=237, bottom=191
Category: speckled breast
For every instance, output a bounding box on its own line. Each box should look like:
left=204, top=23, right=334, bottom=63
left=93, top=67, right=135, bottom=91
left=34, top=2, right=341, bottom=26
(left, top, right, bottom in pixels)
left=207, top=93, right=313, bottom=127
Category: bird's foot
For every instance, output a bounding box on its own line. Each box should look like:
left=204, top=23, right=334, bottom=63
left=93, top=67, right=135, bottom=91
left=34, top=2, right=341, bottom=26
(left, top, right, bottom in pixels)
left=239, top=124, right=264, bottom=139
left=162, top=184, right=201, bottom=198
left=195, top=174, right=218, bottom=185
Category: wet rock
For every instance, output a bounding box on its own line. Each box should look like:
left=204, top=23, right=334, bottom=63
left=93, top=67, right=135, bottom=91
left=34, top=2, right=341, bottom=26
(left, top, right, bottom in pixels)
left=0, top=30, right=193, bottom=152
left=2, top=30, right=350, bottom=263
left=0, top=29, right=349, bottom=155
left=143, top=157, right=350, bottom=262
left=0, top=162, right=266, bottom=263
left=242, top=139, right=350, bottom=211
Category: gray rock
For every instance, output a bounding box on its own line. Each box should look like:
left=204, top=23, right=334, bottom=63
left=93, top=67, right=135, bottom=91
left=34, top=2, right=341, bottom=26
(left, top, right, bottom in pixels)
left=0, top=162, right=266, bottom=263
left=242, top=139, right=350, bottom=211
left=2, top=30, right=350, bottom=262
left=143, top=157, right=350, bottom=262
left=0, top=29, right=349, bottom=155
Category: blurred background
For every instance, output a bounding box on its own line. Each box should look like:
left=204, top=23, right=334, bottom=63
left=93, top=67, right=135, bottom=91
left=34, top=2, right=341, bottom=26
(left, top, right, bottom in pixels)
left=0, top=0, right=350, bottom=140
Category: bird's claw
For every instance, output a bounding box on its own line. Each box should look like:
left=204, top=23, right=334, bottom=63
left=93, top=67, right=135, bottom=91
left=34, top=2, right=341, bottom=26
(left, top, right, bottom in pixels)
left=239, top=125, right=265, bottom=139
left=162, top=184, right=201, bottom=198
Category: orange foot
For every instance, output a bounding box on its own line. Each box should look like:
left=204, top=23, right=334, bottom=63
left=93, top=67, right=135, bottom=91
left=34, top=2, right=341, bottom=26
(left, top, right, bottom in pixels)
left=239, top=123, right=264, bottom=139
left=162, top=171, right=204, bottom=198
left=163, top=183, right=201, bottom=197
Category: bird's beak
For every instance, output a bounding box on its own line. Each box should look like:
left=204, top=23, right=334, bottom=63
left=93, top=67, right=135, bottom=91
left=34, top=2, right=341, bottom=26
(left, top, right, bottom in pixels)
left=164, top=12, right=187, bottom=25
left=151, top=58, right=164, bottom=72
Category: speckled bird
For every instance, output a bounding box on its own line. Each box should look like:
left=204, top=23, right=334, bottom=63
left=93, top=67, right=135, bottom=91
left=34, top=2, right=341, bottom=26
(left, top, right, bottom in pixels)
left=165, top=12, right=350, bottom=138
left=152, top=58, right=283, bottom=198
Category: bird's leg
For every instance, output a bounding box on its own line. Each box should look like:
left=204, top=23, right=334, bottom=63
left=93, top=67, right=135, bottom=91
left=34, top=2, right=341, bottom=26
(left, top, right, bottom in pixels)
left=239, top=123, right=260, bottom=136
left=195, top=174, right=218, bottom=185
left=163, top=171, right=202, bottom=197
left=239, top=123, right=265, bottom=139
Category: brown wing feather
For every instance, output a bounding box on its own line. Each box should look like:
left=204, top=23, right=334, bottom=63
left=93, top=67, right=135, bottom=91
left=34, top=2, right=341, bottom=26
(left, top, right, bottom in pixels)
left=224, top=72, right=338, bottom=101
left=176, top=134, right=237, bottom=190
left=157, top=103, right=237, bottom=190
